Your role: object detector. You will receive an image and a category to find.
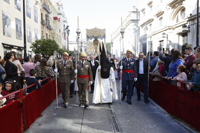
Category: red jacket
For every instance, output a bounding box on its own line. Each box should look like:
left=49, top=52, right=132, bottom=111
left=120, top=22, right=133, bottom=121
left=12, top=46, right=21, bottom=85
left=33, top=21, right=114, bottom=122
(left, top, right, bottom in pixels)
left=1, top=90, right=17, bottom=105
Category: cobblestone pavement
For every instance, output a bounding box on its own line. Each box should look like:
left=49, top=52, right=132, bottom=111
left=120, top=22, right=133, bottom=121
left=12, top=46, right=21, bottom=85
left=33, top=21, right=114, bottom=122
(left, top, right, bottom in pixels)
left=25, top=80, right=194, bottom=133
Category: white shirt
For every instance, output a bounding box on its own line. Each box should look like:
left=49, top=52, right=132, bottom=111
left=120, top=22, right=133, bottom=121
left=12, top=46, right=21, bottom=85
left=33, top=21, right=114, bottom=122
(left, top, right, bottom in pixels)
left=139, top=59, right=144, bottom=74
left=91, top=60, right=94, bottom=66
left=63, top=60, right=67, bottom=65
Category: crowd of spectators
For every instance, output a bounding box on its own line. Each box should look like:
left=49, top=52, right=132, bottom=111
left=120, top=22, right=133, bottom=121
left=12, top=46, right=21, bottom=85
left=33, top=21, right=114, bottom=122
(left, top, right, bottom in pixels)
left=0, top=52, right=55, bottom=107
left=149, top=46, right=200, bottom=92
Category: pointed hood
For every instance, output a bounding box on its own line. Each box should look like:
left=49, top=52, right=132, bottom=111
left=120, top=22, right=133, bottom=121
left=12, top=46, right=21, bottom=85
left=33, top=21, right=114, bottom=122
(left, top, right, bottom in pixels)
left=100, top=42, right=112, bottom=79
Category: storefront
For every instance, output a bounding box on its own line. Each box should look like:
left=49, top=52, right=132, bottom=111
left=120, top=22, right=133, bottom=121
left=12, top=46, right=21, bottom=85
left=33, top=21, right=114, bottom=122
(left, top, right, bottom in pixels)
left=2, top=43, right=24, bottom=58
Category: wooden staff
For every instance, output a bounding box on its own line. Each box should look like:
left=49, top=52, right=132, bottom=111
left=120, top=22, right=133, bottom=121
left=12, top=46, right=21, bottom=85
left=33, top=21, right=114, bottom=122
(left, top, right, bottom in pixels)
left=98, top=42, right=102, bottom=104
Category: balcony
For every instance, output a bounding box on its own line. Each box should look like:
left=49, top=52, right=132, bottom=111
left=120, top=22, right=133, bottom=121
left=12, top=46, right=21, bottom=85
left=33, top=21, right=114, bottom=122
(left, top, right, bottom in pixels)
left=41, top=20, right=46, bottom=25
left=47, top=24, right=53, bottom=30
left=43, top=2, right=51, bottom=14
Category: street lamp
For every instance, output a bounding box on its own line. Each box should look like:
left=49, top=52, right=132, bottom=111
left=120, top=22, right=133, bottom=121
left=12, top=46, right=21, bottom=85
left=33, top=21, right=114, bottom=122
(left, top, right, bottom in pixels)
left=66, top=25, right=70, bottom=50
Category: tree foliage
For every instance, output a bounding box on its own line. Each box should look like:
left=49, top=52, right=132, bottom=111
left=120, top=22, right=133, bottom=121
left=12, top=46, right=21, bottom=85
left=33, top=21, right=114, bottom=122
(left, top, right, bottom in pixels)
left=31, top=39, right=59, bottom=58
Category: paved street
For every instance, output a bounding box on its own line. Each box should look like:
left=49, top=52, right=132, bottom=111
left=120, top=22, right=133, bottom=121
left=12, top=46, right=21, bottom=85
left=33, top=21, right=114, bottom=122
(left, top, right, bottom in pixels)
left=25, top=80, right=193, bottom=133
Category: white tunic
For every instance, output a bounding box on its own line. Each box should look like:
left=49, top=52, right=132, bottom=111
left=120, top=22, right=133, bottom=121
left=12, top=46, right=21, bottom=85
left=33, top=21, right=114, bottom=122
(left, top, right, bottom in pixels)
left=92, top=67, right=118, bottom=104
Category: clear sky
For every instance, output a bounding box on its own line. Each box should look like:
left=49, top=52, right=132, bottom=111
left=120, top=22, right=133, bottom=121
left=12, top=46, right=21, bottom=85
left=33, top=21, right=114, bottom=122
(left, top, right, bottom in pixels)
left=61, top=0, right=139, bottom=42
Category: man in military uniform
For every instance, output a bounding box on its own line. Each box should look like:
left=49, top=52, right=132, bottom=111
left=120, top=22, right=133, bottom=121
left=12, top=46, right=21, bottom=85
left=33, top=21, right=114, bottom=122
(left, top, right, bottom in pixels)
left=120, top=50, right=137, bottom=105
left=75, top=52, right=93, bottom=109
left=57, top=52, right=74, bottom=108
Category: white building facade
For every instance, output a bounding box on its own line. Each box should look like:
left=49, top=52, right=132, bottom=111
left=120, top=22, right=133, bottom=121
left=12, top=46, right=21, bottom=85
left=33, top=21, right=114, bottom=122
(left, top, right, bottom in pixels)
left=139, top=0, right=198, bottom=55
left=111, top=7, right=140, bottom=59
left=0, top=0, right=41, bottom=58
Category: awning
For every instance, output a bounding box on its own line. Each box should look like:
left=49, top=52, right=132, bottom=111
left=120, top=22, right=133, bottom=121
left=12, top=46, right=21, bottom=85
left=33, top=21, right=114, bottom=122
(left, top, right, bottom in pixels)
left=2, top=43, right=24, bottom=50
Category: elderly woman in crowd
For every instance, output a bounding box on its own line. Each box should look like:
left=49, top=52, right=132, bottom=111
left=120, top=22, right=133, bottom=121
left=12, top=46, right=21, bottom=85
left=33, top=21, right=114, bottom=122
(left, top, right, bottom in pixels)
left=47, top=59, right=56, bottom=77
left=33, top=54, right=41, bottom=69
left=35, top=58, right=54, bottom=85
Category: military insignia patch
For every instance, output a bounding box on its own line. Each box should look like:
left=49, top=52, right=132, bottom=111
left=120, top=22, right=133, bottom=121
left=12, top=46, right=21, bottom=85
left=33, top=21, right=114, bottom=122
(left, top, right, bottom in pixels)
left=85, top=65, right=89, bottom=68
left=103, top=68, right=107, bottom=72
left=131, top=62, right=134, bottom=65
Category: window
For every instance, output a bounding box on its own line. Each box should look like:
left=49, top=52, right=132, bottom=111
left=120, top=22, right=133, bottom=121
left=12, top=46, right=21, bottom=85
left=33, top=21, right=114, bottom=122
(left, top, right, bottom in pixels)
left=46, top=33, right=48, bottom=39
left=180, top=9, right=185, bottom=20
left=58, top=7, right=60, bottom=10
left=149, top=24, right=152, bottom=32
left=175, top=8, right=186, bottom=23
left=143, top=12, right=145, bottom=17
left=159, top=18, right=163, bottom=27
left=150, top=6, right=153, bottom=13
left=41, top=13, right=43, bottom=20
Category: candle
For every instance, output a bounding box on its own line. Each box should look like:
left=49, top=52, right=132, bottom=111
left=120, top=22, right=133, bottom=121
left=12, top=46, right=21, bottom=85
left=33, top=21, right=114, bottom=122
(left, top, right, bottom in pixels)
left=121, top=17, right=123, bottom=28
left=77, top=16, right=79, bottom=29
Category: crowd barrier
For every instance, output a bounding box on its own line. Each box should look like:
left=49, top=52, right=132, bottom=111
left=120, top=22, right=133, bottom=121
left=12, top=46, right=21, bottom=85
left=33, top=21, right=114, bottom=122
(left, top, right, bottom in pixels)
left=0, top=78, right=60, bottom=133
left=145, top=78, right=200, bottom=131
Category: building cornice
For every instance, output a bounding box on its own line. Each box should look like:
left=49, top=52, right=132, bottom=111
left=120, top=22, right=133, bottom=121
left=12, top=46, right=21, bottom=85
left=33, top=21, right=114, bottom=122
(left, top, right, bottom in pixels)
left=155, top=10, right=164, bottom=18
left=140, top=18, right=154, bottom=27
left=147, top=1, right=153, bottom=6
left=167, top=0, right=185, bottom=9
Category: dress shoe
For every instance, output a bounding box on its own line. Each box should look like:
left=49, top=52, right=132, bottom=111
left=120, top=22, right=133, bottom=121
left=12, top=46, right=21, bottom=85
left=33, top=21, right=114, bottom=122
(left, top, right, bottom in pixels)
left=144, top=99, right=149, bottom=104
left=121, top=96, right=125, bottom=101
left=127, top=101, right=132, bottom=105
left=137, top=97, right=141, bottom=101
left=64, top=103, right=68, bottom=108
left=84, top=105, right=89, bottom=109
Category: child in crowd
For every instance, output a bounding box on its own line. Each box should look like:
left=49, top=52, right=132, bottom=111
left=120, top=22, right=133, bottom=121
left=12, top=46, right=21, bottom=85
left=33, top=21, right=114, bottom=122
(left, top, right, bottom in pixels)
left=1, top=81, right=17, bottom=105
left=173, top=65, right=188, bottom=87
left=0, top=86, right=6, bottom=107
left=188, top=59, right=200, bottom=92
left=26, top=69, right=42, bottom=94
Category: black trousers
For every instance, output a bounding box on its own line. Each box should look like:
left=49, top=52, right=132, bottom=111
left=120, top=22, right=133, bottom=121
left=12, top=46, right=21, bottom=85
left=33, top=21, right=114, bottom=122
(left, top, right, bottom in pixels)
left=70, top=82, right=74, bottom=96
left=90, top=83, right=94, bottom=92
left=136, top=74, right=148, bottom=100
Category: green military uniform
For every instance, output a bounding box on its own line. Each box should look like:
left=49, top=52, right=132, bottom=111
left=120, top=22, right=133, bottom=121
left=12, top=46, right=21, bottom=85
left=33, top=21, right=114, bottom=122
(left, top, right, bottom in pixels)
left=57, top=59, right=74, bottom=105
left=77, top=60, right=93, bottom=106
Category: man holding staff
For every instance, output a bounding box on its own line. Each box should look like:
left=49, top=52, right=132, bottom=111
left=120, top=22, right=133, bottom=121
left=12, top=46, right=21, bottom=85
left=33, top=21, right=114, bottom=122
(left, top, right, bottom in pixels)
left=75, top=52, right=93, bottom=109
left=56, top=52, right=74, bottom=108
left=120, top=50, right=137, bottom=105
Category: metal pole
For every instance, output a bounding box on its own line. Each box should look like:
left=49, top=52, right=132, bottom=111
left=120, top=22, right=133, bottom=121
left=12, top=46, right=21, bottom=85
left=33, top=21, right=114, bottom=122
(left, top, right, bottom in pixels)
left=23, top=0, right=27, bottom=57
left=76, top=29, right=81, bottom=105
left=67, top=32, right=69, bottom=50
left=119, top=38, right=122, bottom=104
left=197, top=0, right=199, bottom=47
left=54, top=51, right=59, bottom=109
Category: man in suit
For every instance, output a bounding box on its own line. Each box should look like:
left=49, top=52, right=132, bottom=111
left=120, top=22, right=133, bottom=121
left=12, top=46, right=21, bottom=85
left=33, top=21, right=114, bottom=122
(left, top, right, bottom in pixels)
left=136, top=52, right=149, bottom=104
left=74, top=52, right=93, bottom=109
left=120, top=50, right=137, bottom=105
left=89, top=55, right=99, bottom=94
left=107, top=54, right=115, bottom=69
left=56, top=52, right=74, bottom=108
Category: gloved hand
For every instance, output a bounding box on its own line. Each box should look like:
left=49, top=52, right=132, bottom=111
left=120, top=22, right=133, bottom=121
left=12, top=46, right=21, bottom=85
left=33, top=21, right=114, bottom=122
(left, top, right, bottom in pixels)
left=74, top=69, right=78, bottom=74
left=98, top=66, right=101, bottom=69
left=120, top=66, right=123, bottom=70
left=71, top=80, right=74, bottom=83
left=89, top=81, right=93, bottom=85
left=134, top=78, right=137, bottom=82
left=112, top=79, right=115, bottom=83
left=54, top=69, right=58, bottom=73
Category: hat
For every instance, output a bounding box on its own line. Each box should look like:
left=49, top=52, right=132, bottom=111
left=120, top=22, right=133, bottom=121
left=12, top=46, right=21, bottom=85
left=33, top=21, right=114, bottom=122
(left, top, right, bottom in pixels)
left=63, top=52, right=69, bottom=56
left=126, top=50, right=132, bottom=53
left=81, top=52, right=87, bottom=57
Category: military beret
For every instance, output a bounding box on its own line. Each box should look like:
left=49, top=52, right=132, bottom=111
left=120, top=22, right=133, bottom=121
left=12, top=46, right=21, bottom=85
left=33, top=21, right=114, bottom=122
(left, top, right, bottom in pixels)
left=126, top=49, right=132, bottom=53
left=81, top=52, right=87, bottom=57
left=63, top=52, right=69, bottom=56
